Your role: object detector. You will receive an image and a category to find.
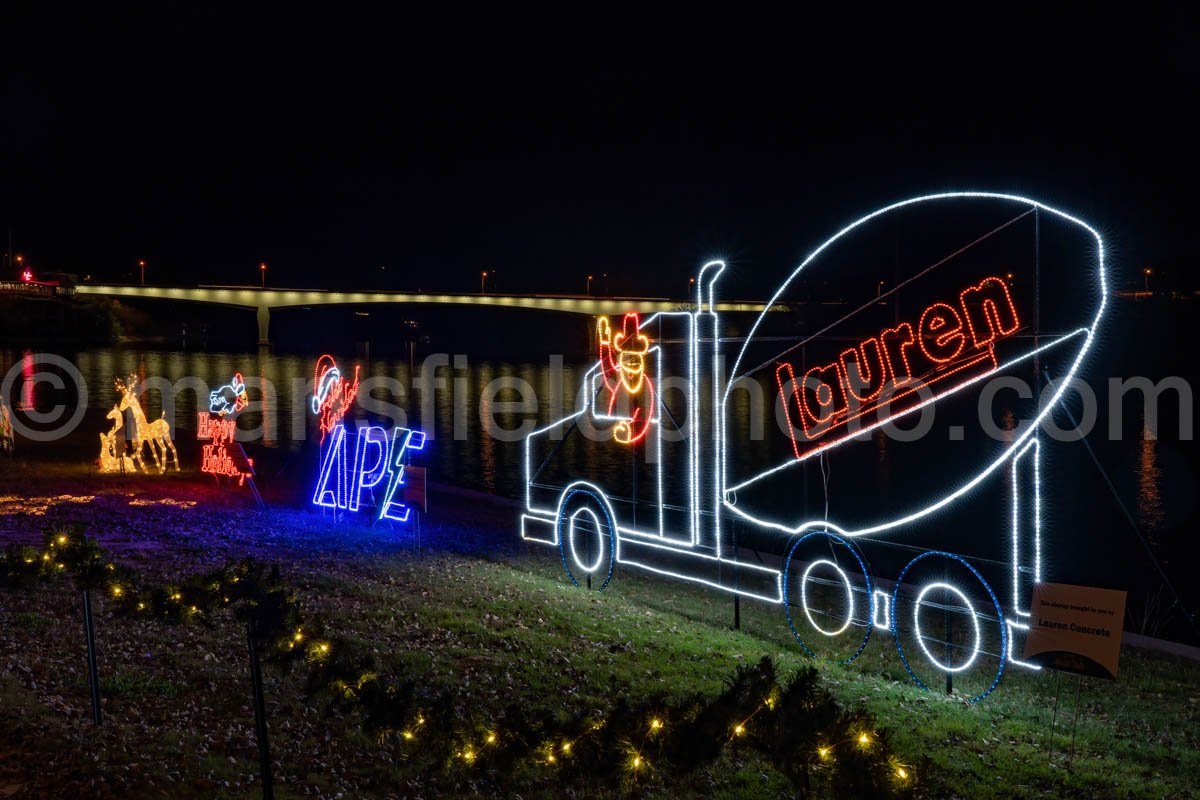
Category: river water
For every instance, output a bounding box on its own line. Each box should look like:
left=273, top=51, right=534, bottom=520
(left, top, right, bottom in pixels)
left=1, top=297, right=1196, bottom=628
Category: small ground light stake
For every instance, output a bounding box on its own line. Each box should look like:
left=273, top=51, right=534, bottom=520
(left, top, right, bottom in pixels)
left=81, top=589, right=102, bottom=726
left=245, top=621, right=275, bottom=800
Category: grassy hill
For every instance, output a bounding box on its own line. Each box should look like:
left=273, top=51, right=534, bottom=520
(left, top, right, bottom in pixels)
left=1, top=465, right=1196, bottom=797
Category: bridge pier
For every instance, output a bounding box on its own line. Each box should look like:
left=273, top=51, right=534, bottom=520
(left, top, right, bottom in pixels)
left=256, top=306, right=271, bottom=346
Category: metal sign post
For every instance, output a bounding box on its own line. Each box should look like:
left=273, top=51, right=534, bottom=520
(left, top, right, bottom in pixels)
left=246, top=621, right=275, bottom=800
left=1046, top=670, right=1085, bottom=772
left=81, top=589, right=103, bottom=726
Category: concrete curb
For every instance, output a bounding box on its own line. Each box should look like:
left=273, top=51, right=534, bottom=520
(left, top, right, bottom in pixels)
left=1121, top=630, right=1200, bottom=662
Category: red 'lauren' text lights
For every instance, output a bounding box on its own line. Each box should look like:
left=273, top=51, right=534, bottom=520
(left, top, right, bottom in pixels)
left=776, top=276, right=1019, bottom=459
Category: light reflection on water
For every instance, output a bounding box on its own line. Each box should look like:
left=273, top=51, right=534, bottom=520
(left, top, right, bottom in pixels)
left=1, top=346, right=621, bottom=499
left=0, top=345, right=1175, bottom=544
left=1136, top=420, right=1165, bottom=542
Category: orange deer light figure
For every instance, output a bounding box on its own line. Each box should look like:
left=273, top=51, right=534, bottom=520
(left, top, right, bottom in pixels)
left=115, top=375, right=179, bottom=473
left=0, top=398, right=13, bottom=456
left=98, top=404, right=137, bottom=473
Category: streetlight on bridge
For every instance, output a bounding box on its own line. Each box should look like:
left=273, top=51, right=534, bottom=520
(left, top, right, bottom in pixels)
left=139, top=260, right=146, bottom=286
left=260, top=262, right=267, bottom=289
left=481, top=270, right=490, bottom=293
left=587, top=275, right=593, bottom=296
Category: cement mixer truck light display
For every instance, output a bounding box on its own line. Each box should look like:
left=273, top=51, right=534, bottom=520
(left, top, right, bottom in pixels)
left=520, top=193, right=1107, bottom=702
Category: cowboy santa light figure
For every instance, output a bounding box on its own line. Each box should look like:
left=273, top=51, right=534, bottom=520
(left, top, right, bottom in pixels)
left=598, top=312, right=655, bottom=445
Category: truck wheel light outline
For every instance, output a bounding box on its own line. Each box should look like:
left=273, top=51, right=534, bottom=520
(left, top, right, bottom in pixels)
left=783, top=531, right=873, bottom=664
left=801, top=559, right=855, bottom=636
left=913, top=582, right=980, bottom=673
left=891, top=551, right=1007, bottom=703
left=556, top=483, right=617, bottom=592
left=568, top=507, right=606, bottom=574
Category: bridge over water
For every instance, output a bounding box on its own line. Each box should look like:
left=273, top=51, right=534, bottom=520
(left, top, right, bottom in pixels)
left=74, top=284, right=787, bottom=344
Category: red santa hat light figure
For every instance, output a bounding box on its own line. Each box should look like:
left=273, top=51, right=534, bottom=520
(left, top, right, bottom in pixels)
left=312, top=355, right=361, bottom=445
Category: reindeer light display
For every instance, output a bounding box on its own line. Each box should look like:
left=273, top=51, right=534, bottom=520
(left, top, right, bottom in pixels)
left=114, top=375, right=179, bottom=473
left=0, top=398, right=14, bottom=456
left=98, top=404, right=137, bottom=473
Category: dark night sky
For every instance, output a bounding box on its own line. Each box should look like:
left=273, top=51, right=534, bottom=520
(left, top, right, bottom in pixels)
left=2, top=9, right=1196, bottom=297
